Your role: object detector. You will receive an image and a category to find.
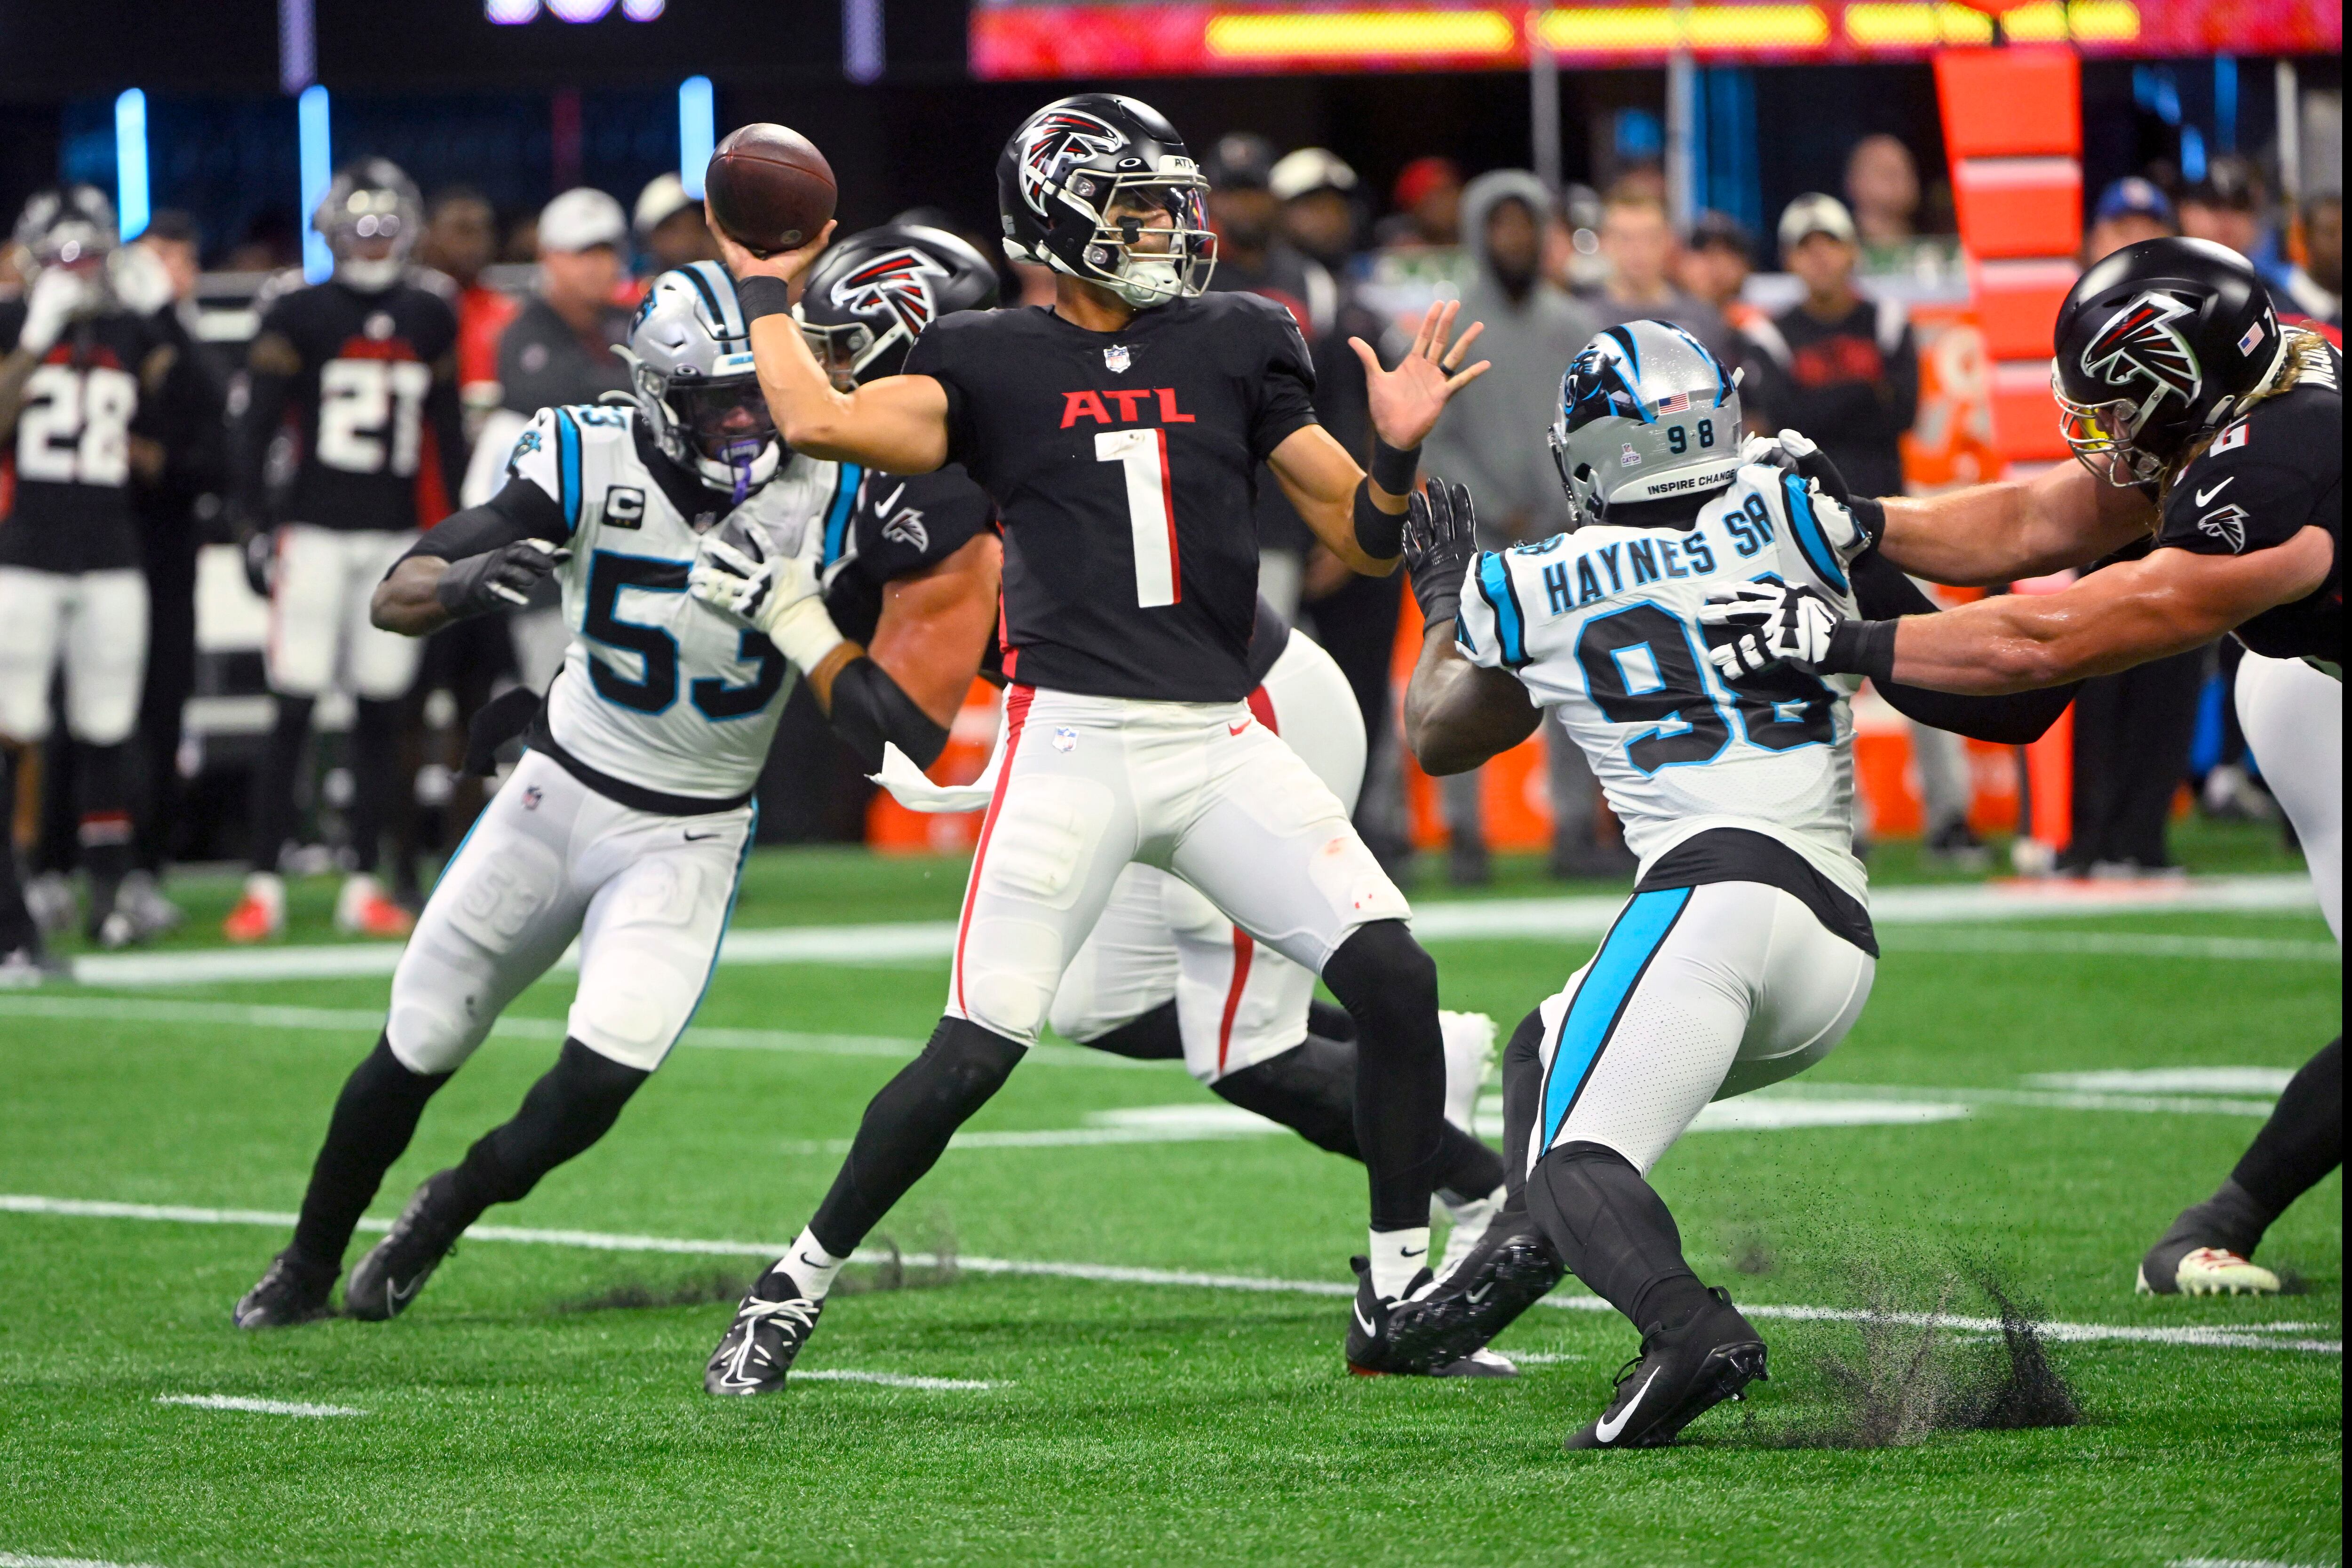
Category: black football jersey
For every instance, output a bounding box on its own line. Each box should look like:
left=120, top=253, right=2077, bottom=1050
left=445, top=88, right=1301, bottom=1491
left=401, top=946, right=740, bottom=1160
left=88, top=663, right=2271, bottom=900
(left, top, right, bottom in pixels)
left=0, top=302, right=174, bottom=573
left=2157, top=341, right=2342, bottom=666
left=232, top=277, right=464, bottom=534
left=818, top=460, right=1000, bottom=648
left=901, top=292, right=1320, bottom=701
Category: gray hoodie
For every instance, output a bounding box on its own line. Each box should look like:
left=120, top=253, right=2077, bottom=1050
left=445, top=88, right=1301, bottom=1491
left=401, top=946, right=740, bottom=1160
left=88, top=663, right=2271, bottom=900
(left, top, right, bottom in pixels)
left=1422, top=170, right=1597, bottom=546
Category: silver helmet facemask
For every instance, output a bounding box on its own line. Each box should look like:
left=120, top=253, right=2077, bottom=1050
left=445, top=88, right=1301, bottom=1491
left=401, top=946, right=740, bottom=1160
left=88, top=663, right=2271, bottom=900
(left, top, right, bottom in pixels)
left=614, top=261, right=780, bottom=508
left=1548, top=321, right=1742, bottom=528
left=314, top=161, right=422, bottom=293
left=11, top=185, right=118, bottom=286
left=1057, top=168, right=1216, bottom=308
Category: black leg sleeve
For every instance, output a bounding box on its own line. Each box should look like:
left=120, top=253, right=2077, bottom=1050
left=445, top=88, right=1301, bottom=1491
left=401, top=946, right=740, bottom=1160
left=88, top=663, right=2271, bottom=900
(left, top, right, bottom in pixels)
left=0, top=746, right=35, bottom=952
left=2229, top=1036, right=2343, bottom=1225
left=1526, top=1141, right=1712, bottom=1334
left=1215, top=1033, right=1506, bottom=1198
left=290, top=1035, right=454, bottom=1271
left=1076, top=999, right=1185, bottom=1060
left=1306, top=998, right=1357, bottom=1043
left=1499, top=1006, right=1546, bottom=1214
left=250, top=695, right=315, bottom=872
left=1319, top=919, right=1446, bottom=1233
left=75, top=740, right=133, bottom=923
left=445, top=1037, right=650, bottom=1223
left=808, top=1017, right=1026, bottom=1256
left=346, top=697, right=405, bottom=878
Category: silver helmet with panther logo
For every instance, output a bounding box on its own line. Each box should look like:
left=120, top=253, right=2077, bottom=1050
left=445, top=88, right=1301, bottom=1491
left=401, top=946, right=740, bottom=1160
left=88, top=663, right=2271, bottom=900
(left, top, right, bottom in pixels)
left=614, top=261, right=781, bottom=505
left=1549, top=321, right=1742, bottom=528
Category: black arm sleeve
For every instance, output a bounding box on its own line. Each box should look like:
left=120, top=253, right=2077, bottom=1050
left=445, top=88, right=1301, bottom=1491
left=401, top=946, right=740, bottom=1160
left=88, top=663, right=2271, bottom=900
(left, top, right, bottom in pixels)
left=1851, top=550, right=2078, bottom=744
left=229, top=363, right=294, bottom=527
left=401, top=475, right=570, bottom=565
left=826, top=657, right=952, bottom=772
left=427, top=357, right=467, bottom=521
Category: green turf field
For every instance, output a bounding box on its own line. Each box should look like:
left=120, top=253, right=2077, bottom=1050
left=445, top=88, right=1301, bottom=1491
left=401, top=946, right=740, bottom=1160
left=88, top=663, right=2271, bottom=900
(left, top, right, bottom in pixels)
left=0, top=822, right=2339, bottom=1568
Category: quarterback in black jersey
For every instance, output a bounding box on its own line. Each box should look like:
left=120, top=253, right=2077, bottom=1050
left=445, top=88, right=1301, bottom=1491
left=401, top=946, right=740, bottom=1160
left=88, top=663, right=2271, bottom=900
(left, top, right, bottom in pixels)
left=0, top=186, right=202, bottom=966
left=224, top=159, right=465, bottom=945
left=700, top=94, right=1494, bottom=1395
left=1700, top=238, right=2341, bottom=1301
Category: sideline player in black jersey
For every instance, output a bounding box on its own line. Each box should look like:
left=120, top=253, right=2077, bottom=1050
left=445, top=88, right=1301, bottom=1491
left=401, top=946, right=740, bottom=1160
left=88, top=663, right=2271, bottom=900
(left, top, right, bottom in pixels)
left=224, top=158, right=464, bottom=945
left=697, top=94, right=1492, bottom=1394
left=0, top=186, right=200, bottom=968
left=1700, top=238, right=2341, bottom=1299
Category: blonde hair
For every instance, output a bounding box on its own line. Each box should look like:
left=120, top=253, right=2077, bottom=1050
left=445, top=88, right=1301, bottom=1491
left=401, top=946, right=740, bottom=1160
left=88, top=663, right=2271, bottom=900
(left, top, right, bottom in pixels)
left=2155, top=325, right=2329, bottom=515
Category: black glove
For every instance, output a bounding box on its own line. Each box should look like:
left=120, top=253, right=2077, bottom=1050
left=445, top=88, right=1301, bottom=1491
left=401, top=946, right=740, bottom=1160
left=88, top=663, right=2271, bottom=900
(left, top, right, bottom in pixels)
left=239, top=528, right=276, bottom=598
left=1402, top=477, right=1478, bottom=628
left=435, top=538, right=572, bottom=619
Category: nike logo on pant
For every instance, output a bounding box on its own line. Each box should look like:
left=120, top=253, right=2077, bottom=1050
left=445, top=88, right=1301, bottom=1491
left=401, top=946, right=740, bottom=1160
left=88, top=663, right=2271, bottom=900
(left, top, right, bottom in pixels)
left=1595, top=1368, right=1661, bottom=1443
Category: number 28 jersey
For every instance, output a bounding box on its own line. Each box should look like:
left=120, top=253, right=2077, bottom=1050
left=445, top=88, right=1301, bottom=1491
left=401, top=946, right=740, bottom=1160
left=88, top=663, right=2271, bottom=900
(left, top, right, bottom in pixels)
left=502, top=403, right=847, bottom=800
left=1457, top=465, right=1875, bottom=903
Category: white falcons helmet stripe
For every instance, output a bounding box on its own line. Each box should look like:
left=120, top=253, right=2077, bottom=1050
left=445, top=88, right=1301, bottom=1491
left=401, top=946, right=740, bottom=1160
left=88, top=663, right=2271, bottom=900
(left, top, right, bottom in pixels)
left=1017, top=110, right=1127, bottom=218
left=830, top=247, right=952, bottom=339
left=2082, top=291, right=2204, bottom=422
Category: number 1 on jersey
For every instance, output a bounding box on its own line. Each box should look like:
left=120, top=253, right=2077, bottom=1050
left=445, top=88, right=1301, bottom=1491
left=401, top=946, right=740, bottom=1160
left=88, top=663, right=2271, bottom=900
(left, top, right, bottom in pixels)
left=1096, top=427, right=1181, bottom=608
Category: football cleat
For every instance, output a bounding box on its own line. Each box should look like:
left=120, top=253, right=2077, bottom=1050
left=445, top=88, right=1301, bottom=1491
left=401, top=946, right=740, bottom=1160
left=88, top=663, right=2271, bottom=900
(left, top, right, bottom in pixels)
left=1564, top=1287, right=1766, bottom=1451
left=223, top=872, right=285, bottom=943
left=1438, top=1008, right=1497, bottom=1135
left=24, top=871, right=75, bottom=939
left=335, top=874, right=415, bottom=938
left=342, top=1170, right=469, bottom=1321
left=706, top=1267, right=826, bottom=1395
left=2137, top=1245, right=2282, bottom=1297
left=233, top=1250, right=334, bottom=1329
left=0, top=946, right=52, bottom=989
left=1394, top=1208, right=1566, bottom=1373
left=92, top=908, right=139, bottom=950
left=1343, top=1255, right=1438, bottom=1376
left=1433, top=1346, right=1520, bottom=1378
left=116, top=870, right=184, bottom=939
left=1436, top=1184, right=1504, bottom=1279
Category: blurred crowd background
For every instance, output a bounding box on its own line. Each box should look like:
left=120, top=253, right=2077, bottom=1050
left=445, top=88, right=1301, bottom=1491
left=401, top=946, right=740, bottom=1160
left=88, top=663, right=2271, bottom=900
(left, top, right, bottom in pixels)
left=0, top=2, right=2342, bottom=947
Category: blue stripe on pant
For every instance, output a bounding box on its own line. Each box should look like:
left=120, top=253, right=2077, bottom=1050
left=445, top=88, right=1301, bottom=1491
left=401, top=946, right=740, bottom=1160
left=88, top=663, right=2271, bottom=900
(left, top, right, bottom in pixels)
left=1539, top=887, right=1694, bottom=1151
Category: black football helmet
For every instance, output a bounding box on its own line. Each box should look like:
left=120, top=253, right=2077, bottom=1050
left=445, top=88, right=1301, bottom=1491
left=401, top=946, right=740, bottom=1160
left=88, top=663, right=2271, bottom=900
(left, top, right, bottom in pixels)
left=2052, top=237, right=2285, bottom=486
left=312, top=158, right=422, bottom=292
left=12, top=185, right=118, bottom=279
left=796, top=224, right=1001, bottom=390
left=996, top=94, right=1216, bottom=308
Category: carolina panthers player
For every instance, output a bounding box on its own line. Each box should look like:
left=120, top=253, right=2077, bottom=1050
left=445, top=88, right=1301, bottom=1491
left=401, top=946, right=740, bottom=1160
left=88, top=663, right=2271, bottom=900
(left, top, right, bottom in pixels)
left=1395, top=322, right=2073, bottom=1447
left=232, top=263, right=835, bottom=1327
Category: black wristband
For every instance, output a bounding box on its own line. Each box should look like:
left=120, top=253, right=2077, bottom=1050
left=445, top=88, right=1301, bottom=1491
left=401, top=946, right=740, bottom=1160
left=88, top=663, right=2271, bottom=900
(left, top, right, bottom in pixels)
left=1412, top=572, right=1461, bottom=631
left=1844, top=493, right=1887, bottom=548
left=1824, top=617, right=1899, bottom=683
left=1353, top=481, right=1404, bottom=561
left=735, top=274, right=793, bottom=324
left=829, top=656, right=952, bottom=772
left=1368, top=437, right=1420, bottom=496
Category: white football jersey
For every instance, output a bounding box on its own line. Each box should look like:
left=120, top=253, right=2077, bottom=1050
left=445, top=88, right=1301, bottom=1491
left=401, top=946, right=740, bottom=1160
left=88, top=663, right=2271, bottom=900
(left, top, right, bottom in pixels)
left=1456, top=462, right=1874, bottom=903
left=506, top=403, right=848, bottom=799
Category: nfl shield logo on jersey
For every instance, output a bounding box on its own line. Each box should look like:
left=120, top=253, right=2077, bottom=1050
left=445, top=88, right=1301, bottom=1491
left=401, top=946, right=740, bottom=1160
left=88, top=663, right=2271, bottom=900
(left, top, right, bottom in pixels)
left=1104, top=344, right=1132, bottom=373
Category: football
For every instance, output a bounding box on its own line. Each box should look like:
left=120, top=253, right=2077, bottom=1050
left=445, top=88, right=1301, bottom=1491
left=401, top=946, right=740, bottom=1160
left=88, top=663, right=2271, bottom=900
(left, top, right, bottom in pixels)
left=703, top=123, right=837, bottom=257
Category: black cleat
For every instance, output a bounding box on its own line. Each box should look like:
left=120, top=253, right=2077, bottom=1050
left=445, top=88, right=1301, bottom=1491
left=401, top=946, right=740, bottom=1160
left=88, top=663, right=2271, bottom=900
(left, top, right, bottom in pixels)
left=1388, top=1210, right=1566, bottom=1373
left=232, top=1250, right=334, bottom=1329
left=1564, top=1288, right=1767, bottom=1451
left=1343, top=1255, right=1437, bottom=1376
left=705, top=1267, right=826, bottom=1395
left=342, top=1169, right=471, bottom=1322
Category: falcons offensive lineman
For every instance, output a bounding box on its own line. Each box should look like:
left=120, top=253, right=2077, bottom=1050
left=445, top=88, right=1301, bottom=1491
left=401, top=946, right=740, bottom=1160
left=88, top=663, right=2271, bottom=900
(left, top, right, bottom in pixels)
left=225, top=158, right=466, bottom=943
left=232, top=264, right=838, bottom=1326
left=1702, top=238, right=2341, bottom=1301
left=693, top=94, right=1489, bottom=1394
left=1399, top=322, right=2073, bottom=1447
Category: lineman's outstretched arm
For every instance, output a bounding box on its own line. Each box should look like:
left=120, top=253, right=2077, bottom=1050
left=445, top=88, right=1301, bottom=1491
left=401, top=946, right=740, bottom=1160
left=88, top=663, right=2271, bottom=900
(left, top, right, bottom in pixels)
left=1872, top=459, right=2156, bottom=586
left=806, top=534, right=1002, bottom=771
left=1396, top=477, right=1542, bottom=773
left=707, top=216, right=952, bottom=472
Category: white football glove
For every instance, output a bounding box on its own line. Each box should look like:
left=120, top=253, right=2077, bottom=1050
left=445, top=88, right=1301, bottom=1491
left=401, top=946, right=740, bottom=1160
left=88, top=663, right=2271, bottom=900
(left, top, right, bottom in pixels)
left=107, top=242, right=177, bottom=317
left=1698, top=578, right=1844, bottom=680
left=687, top=519, right=845, bottom=673
left=17, top=266, right=97, bottom=356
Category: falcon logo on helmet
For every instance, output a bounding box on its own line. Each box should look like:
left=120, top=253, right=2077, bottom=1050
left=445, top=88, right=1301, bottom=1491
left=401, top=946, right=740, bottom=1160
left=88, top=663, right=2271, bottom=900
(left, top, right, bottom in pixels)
left=831, top=247, right=951, bottom=340
left=1017, top=111, right=1127, bottom=219
left=2081, top=291, right=2204, bottom=424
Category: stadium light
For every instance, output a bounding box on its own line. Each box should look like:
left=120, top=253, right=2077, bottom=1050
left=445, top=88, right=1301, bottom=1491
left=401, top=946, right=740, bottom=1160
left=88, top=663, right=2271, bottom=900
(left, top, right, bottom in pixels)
left=298, top=84, right=333, bottom=283
left=844, top=0, right=885, bottom=82
left=114, top=89, right=150, bottom=242
left=678, top=76, right=715, bottom=198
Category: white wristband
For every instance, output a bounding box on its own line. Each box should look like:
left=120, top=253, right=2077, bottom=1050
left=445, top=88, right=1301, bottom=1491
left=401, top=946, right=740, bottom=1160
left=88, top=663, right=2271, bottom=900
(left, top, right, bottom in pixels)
left=765, top=593, right=847, bottom=674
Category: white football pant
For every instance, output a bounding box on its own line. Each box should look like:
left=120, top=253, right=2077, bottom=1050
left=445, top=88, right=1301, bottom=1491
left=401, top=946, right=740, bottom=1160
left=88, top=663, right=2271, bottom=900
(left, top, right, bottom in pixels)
left=0, top=566, right=147, bottom=744
left=265, top=524, right=422, bottom=700
left=385, top=750, right=754, bottom=1075
left=2235, top=651, right=2341, bottom=943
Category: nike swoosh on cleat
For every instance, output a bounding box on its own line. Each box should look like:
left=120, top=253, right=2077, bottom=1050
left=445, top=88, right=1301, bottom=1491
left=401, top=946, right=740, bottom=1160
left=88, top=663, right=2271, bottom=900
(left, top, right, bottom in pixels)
left=1352, top=1304, right=1377, bottom=1337
left=1594, top=1368, right=1661, bottom=1444
left=2194, top=478, right=2233, bottom=506
left=386, top=1274, right=425, bottom=1307
left=1465, top=1282, right=1493, bottom=1304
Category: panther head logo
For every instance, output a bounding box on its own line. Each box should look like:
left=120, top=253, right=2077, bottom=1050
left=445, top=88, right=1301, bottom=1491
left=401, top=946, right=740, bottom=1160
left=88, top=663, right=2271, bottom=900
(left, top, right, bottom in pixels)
left=1017, top=110, right=1127, bottom=218
left=829, top=247, right=952, bottom=340
left=2081, top=291, right=2204, bottom=425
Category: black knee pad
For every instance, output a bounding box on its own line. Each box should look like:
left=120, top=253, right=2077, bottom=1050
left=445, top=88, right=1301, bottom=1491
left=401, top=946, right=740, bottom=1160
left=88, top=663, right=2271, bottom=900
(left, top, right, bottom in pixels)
left=1214, top=1035, right=1360, bottom=1157
left=911, top=1017, right=1028, bottom=1110
left=1323, top=919, right=1438, bottom=1016
left=1079, top=1000, right=1184, bottom=1061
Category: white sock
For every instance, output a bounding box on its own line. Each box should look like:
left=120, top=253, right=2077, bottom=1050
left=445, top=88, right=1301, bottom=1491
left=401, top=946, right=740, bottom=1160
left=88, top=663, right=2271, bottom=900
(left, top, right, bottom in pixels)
left=1368, top=1226, right=1432, bottom=1300
left=779, top=1227, right=846, bottom=1300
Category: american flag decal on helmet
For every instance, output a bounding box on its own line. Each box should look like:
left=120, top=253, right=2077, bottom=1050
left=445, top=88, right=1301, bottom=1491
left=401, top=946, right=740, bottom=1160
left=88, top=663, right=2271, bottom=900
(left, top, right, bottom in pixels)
left=830, top=247, right=953, bottom=339
left=2082, top=291, right=2203, bottom=415
left=1653, top=392, right=1692, bottom=415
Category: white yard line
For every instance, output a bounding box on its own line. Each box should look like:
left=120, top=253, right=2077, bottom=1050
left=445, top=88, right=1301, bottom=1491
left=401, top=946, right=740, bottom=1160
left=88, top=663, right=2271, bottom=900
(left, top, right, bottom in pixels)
left=2, top=1193, right=2333, bottom=1356
left=154, top=1394, right=364, bottom=1417
left=51, top=874, right=2324, bottom=989
left=0, top=1555, right=176, bottom=1568
left=1879, top=930, right=2339, bottom=962
left=793, top=1369, right=1002, bottom=1391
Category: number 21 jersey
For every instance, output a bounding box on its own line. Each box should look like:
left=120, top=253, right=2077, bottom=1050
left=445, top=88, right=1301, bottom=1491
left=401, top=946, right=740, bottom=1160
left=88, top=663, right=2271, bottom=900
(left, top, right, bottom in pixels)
left=1456, top=465, right=1875, bottom=902
left=901, top=292, right=1319, bottom=702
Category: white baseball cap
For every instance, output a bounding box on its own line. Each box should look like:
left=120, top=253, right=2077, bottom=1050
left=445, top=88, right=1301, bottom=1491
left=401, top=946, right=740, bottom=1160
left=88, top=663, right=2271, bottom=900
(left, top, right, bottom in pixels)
left=1777, top=192, right=1858, bottom=253
left=1270, top=147, right=1359, bottom=203
left=539, top=187, right=628, bottom=254
left=634, top=173, right=698, bottom=238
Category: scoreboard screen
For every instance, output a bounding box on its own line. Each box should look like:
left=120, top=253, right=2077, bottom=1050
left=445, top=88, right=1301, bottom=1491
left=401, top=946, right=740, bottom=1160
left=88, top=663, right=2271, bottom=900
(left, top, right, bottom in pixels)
left=969, top=0, right=2343, bottom=78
